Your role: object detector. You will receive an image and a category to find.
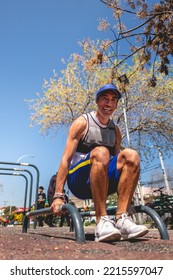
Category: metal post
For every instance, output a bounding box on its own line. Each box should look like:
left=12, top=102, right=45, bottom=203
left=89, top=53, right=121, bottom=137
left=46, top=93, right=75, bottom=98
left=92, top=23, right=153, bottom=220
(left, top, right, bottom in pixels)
left=118, top=75, right=143, bottom=223
left=157, top=146, right=171, bottom=195
left=121, top=95, right=131, bottom=147
left=121, top=93, right=143, bottom=212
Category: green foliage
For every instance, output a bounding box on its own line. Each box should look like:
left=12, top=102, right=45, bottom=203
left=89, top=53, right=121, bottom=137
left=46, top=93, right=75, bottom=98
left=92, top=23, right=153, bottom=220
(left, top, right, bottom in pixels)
left=4, top=206, right=16, bottom=216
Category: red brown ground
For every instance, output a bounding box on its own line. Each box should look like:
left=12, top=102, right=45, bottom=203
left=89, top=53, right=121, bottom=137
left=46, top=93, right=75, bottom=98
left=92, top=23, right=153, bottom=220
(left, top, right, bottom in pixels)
left=0, top=225, right=173, bottom=260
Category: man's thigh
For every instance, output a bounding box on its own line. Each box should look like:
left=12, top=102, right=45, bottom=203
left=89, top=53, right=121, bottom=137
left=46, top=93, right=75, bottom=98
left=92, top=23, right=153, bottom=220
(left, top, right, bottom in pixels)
left=67, top=153, right=92, bottom=199
left=67, top=153, right=120, bottom=198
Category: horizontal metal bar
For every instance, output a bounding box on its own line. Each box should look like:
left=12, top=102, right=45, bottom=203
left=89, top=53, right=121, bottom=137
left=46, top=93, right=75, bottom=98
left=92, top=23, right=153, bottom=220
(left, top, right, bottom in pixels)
left=26, top=207, right=53, bottom=217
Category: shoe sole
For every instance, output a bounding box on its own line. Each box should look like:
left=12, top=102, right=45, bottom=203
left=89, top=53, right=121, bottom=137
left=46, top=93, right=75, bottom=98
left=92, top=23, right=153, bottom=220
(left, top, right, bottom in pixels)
left=95, top=232, right=121, bottom=242
left=121, top=229, right=149, bottom=240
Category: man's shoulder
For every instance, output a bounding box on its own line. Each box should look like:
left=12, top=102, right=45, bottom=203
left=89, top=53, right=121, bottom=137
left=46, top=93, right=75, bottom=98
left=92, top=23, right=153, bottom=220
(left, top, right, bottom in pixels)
left=69, top=114, right=88, bottom=139
left=73, top=114, right=88, bottom=127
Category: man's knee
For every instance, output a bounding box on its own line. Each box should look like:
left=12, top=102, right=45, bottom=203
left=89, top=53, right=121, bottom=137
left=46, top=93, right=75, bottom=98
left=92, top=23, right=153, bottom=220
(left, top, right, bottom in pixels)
left=90, top=146, right=110, bottom=165
left=125, top=148, right=140, bottom=163
left=117, top=148, right=140, bottom=170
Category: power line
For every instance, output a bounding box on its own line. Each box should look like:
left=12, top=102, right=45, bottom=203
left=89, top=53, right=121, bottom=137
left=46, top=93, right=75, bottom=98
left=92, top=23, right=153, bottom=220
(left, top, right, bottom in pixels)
left=140, top=164, right=161, bottom=173
left=141, top=177, right=173, bottom=186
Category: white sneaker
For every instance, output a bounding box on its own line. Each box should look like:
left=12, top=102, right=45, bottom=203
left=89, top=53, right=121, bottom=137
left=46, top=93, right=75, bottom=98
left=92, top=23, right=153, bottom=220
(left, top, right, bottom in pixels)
left=116, top=213, right=149, bottom=239
left=95, top=216, right=121, bottom=242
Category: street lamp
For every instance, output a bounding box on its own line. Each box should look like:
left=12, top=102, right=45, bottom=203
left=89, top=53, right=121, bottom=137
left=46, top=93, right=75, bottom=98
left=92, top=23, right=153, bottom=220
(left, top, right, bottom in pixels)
left=17, top=155, right=35, bottom=163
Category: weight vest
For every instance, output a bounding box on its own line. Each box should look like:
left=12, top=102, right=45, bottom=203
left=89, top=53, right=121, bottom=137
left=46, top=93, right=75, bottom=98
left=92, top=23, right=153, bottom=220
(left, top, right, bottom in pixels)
left=76, top=112, right=116, bottom=156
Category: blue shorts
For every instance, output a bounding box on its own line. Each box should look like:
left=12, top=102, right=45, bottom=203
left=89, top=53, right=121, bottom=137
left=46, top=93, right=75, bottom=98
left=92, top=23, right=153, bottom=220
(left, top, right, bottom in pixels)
left=67, top=153, right=120, bottom=199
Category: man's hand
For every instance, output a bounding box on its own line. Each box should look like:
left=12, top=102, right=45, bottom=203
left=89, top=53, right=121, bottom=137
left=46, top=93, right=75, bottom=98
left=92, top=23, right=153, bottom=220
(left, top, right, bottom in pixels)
left=51, top=198, right=65, bottom=216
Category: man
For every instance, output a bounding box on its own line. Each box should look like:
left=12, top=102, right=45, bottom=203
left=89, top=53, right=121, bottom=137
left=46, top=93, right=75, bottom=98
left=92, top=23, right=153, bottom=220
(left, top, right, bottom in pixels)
left=37, top=186, right=46, bottom=227
left=45, top=174, right=57, bottom=227
left=51, top=83, right=149, bottom=242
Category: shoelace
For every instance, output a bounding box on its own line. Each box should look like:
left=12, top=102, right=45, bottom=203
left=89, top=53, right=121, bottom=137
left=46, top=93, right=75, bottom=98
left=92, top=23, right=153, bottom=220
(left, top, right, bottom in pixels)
left=101, top=216, right=116, bottom=226
left=119, top=213, right=134, bottom=225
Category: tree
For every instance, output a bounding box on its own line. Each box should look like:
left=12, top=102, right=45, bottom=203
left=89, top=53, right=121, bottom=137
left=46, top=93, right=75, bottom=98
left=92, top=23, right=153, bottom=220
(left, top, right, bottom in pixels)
left=99, top=0, right=173, bottom=79
left=26, top=0, right=173, bottom=162
left=27, top=49, right=173, bottom=161
left=4, top=206, right=16, bottom=216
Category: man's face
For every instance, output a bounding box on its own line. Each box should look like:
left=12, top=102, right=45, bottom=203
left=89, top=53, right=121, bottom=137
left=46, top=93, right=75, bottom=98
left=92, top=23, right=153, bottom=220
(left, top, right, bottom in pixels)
left=39, top=188, right=43, bottom=193
left=96, top=91, right=118, bottom=117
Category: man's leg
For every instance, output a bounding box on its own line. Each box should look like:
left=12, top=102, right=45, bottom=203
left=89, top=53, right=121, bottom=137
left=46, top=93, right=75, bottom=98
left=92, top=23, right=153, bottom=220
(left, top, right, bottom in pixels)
left=116, top=148, right=140, bottom=218
left=115, top=148, right=149, bottom=239
left=89, top=146, right=110, bottom=223
left=90, top=146, right=121, bottom=242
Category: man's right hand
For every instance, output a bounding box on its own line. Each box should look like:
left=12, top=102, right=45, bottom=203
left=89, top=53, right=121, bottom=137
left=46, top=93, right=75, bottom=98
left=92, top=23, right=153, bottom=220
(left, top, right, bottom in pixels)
left=51, top=198, right=65, bottom=216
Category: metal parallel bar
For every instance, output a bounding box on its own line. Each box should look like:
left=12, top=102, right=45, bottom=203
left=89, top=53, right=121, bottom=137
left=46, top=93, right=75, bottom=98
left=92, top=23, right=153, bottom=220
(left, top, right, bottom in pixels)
left=134, top=205, right=169, bottom=240
left=0, top=161, right=40, bottom=229
left=0, top=167, right=33, bottom=210
left=23, top=203, right=169, bottom=241
left=26, top=207, right=52, bottom=217
left=0, top=172, right=28, bottom=215
left=80, top=205, right=169, bottom=240
left=80, top=207, right=117, bottom=217
left=23, top=204, right=85, bottom=243
left=23, top=208, right=52, bottom=233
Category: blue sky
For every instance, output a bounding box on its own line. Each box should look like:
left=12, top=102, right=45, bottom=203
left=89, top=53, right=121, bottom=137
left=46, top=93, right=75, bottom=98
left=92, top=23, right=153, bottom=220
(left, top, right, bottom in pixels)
left=0, top=0, right=114, bottom=207
left=0, top=0, right=172, bottom=208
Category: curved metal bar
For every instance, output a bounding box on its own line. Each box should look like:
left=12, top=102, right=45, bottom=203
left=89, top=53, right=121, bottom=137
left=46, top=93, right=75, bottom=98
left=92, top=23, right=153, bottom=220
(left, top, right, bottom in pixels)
left=0, top=161, right=40, bottom=229
left=24, top=204, right=85, bottom=243
left=23, top=208, right=53, bottom=233
left=134, top=205, right=169, bottom=240
left=0, top=172, right=28, bottom=215
left=0, top=167, right=33, bottom=210
left=80, top=205, right=169, bottom=240
left=61, top=204, right=85, bottom=243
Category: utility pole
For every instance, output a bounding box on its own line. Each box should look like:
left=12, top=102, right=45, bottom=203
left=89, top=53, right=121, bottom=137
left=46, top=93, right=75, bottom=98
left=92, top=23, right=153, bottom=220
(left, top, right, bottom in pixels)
left=118, top=75, right=144, bottom=223
left=3, top=200, right=8, bottom=207
left=121, top=96, right=131, bottom=147
left=157, top=146, right=171, bottom=195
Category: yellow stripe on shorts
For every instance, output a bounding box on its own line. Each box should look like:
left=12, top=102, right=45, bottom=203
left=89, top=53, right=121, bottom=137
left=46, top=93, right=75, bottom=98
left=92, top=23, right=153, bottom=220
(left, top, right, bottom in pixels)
left=68, top=159, right=91, bottom=174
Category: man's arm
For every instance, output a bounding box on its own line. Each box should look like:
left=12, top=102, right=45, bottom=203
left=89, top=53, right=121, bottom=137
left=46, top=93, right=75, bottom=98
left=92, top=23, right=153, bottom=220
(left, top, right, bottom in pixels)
left=51, top=116, right=87, bottom=214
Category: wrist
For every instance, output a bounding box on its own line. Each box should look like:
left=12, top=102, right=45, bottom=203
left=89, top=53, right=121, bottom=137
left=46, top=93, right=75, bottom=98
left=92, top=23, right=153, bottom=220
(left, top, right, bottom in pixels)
left=53, top=192, right=65, bottom=201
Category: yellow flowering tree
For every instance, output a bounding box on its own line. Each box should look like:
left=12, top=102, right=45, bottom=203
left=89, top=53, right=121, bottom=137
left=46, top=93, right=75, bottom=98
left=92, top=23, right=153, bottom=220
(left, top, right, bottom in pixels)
left=26, top=0, right=173, bottom=162
left=27, top=47, right=173, bottom=161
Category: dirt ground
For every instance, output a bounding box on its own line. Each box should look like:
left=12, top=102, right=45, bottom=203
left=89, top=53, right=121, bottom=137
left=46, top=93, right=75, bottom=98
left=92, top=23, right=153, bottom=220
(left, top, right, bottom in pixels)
left=0, top=225, right=173, bottom=260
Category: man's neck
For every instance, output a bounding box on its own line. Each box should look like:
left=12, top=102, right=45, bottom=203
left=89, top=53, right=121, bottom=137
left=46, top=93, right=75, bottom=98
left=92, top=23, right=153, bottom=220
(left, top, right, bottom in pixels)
left=94, top=111, right=110, bottom=125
